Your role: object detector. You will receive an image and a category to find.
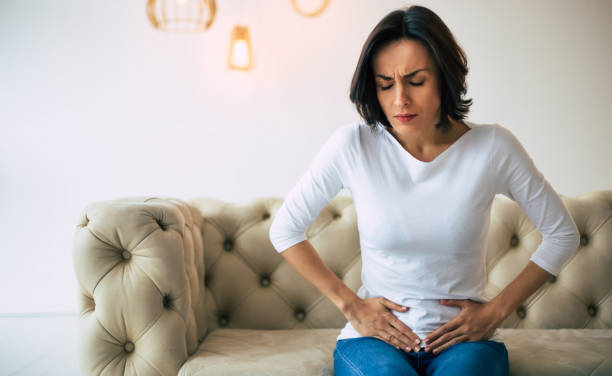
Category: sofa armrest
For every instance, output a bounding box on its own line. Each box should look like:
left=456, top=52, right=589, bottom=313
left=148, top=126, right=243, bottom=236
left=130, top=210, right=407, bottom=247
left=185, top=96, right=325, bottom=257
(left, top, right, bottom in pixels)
left=72, top=197, right=206, bottom=376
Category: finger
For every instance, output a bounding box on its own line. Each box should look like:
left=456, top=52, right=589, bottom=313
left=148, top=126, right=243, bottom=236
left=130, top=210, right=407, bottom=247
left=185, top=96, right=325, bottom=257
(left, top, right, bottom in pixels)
left=384, top=326, right=421, bottom=352
left=426, top=328, right=463, bottom=353
left=380, top=298, right=409, bottom=313
left=439, top=299, right=464, bottom=308
left=375, top=332, right=408, bottom=352
left=386, top=315, right=421, bottom=347
left=425, top=319, right=461, bottom=344
left=432, top=334, right=469, bottom=354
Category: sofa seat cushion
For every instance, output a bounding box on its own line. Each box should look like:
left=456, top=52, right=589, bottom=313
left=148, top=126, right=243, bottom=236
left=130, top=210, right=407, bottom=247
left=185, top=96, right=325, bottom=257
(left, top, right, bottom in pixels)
left=501, top=328, right=612, bottom=375
left=178, top=328, right=612, bottom=376
left=179, top=328, right=337, bottom=376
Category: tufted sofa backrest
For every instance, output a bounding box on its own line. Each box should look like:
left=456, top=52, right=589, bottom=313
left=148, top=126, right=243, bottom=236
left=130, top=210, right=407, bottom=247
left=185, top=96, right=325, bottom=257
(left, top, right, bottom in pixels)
left=189, top=190, right=611, bottom=336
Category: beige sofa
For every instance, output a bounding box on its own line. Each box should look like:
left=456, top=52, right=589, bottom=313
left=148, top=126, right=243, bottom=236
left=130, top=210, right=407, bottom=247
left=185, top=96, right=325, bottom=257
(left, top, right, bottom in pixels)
left=72, top=190, right=612, bottom=375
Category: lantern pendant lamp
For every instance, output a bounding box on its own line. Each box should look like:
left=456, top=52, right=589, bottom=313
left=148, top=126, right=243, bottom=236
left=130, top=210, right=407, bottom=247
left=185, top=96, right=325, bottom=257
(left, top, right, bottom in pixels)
left=227, top=25, right=253, bottom=71
left=147, top=0, right=217, bottom=32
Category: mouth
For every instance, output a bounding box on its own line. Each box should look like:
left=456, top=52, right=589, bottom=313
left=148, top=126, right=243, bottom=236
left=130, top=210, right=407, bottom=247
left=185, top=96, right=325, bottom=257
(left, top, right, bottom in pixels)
left=394, top=114, right=418, bottom=122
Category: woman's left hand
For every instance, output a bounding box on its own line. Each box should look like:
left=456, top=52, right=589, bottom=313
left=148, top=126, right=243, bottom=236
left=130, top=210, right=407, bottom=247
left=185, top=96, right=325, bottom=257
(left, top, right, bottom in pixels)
left=423, top=299, right=503, bottom=354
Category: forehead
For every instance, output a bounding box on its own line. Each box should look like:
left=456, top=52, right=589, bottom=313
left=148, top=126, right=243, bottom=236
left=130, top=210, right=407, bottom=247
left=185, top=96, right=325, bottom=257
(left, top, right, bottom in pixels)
left=372, top=38, right=432, bottom=75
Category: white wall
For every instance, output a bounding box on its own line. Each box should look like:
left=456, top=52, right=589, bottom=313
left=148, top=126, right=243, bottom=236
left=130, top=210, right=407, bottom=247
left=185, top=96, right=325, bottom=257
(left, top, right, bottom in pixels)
left=1, top=0, right=610, bottom=314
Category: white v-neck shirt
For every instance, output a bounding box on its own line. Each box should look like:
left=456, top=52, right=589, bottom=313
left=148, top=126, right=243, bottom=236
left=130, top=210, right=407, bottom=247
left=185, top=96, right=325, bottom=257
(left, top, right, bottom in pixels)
left=269, top=121, right=580, bottom=345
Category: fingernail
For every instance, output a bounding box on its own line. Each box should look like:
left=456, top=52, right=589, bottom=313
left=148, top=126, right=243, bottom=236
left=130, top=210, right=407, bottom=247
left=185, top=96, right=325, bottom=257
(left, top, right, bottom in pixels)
left=415, top=338, right=420, bottom=344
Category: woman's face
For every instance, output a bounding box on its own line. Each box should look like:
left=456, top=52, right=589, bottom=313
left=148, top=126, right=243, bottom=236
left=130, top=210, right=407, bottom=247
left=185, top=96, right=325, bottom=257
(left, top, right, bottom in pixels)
left=372, top=38, right=442, bottom=135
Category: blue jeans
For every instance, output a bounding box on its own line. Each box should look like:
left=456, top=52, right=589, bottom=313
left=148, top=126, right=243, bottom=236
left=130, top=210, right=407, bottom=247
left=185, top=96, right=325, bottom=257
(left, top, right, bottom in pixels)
left=333, top=337, right=509, bottom=376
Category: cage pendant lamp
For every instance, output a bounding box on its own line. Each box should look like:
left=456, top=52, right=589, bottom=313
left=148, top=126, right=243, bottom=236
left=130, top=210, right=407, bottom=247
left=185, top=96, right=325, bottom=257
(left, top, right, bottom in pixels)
left=147, top=0, right=217, bottom=31
left=291, top=0, right=330, bottom=17
left=228, top=26, right=253, bottom=71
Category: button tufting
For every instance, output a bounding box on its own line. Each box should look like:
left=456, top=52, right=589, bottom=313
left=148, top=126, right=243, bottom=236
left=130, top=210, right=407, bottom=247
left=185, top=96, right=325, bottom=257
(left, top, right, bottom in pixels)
left=587, top=305, right=598, bottom=317
left=218, top=314, right=229, bottom=327
left=580, top=234, right=589, bottom=246
left=124, top=341, right=135, bottom=353
left=262, top=213, right=270, bottom=220
left=516, top=306, right=526, bottom=319
left=260, top=276, right=271, bottom=287
left=163, top=295, right=172, bottom=309
left=204, top=274, right=211, bottom=287
left=121, top=250, right=131, bottom=260
left=295, top=310, right=306, bottom=321
left=155, top=218, right=167, bottom=231
left=510, top=235, right=519, bottom=247
left=333, top=213, right=341, bottom=219
left=223, top=239, right=233, bottom=251
left=549, top=275, right=557, bottom=283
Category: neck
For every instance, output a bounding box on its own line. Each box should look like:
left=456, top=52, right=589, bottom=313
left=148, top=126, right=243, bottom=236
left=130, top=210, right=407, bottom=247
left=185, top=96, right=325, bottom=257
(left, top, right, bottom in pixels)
left=388, top=117, right=468, bottom=154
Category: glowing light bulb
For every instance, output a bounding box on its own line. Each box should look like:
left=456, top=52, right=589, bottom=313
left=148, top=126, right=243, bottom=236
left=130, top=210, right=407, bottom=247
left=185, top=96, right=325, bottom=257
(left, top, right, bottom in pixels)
left=228, top=25, right=253, bottom=71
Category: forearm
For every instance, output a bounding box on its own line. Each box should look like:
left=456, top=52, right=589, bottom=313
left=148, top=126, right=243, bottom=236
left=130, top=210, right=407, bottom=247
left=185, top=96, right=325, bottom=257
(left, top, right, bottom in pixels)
left=488, top=260, right=553, bottom=322
left=280, top=240, right=360, bottom=315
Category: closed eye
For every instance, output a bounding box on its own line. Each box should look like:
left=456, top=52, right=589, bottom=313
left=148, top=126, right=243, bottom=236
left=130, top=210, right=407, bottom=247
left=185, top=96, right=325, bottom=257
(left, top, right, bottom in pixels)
left=381, top=81, right=425, bottom=90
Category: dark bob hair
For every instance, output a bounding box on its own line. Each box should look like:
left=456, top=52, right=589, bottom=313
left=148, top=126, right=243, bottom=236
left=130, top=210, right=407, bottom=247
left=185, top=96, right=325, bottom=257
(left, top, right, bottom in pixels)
left=349, top=5, right=472, bottom=133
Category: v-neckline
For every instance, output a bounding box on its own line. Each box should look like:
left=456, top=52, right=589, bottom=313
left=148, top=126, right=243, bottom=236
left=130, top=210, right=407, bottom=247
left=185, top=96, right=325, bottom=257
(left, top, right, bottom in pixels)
left=383, top=121, right=474, bottom=166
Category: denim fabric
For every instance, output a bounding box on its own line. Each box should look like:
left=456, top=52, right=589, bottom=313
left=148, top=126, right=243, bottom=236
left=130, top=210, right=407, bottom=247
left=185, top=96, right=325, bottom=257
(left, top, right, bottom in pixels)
left=333, top=336, right=509, bottom=376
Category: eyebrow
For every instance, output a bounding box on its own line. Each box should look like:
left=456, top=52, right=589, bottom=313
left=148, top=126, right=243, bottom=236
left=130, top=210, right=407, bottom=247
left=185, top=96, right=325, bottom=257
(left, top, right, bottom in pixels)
left=375, top=69, right=428, bottom=80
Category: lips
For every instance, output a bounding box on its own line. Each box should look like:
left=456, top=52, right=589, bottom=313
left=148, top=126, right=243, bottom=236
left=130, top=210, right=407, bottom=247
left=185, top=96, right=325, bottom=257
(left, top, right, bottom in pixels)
left=395, top=114, right=417, bottom=121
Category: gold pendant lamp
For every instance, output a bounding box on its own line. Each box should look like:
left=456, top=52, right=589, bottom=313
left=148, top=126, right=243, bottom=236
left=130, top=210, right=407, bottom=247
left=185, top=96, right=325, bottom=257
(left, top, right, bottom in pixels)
left=291, top=0, right=330, bottom=18
left=227, top=25, right=253, bottom=71
left=147, top=0, right=217, bottom=31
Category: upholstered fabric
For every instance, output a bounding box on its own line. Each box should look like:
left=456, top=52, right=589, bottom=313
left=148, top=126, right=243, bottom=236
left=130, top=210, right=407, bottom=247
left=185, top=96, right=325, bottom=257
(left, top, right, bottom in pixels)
left=72, top=190, right=611, bottom=375
left=177, top=328, right=612, bottom=376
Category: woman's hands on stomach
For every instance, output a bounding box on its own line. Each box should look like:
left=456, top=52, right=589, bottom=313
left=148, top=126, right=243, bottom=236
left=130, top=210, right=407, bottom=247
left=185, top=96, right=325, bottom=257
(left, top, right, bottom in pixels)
left=343, top=296, right=422, bottom=352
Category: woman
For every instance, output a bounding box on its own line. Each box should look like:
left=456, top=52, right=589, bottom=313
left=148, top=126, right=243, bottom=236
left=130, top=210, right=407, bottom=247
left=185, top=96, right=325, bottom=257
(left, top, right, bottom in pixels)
left=269, top=5, right=580, bottom=376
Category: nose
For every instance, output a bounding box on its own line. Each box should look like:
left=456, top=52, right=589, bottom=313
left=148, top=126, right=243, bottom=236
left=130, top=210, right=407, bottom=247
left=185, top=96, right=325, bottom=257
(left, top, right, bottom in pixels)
left=393, top=82, right=411, bottom=107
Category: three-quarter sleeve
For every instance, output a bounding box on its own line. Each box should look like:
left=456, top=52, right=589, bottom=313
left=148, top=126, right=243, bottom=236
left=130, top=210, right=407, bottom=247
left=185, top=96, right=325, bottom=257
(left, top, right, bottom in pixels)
left=491, top=125, right=580, bottom=276
left=269, top=124, right=355, bottom=253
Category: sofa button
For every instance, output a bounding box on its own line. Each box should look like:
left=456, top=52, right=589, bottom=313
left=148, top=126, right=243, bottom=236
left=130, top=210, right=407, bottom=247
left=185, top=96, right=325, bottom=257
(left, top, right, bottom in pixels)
left=510, top=235, right=519, bottom=247
left=121, top=250, right=131, bottom=260
left=587, top=305, right=598, bottom=317
left=516, top=306, right=526, bottom=319
left=333, top=213, right=341, bottom=219
left=295, top=310, right=306, bottom=321
left=580, top=234, right=589, bottom=246
left=155, top=218, right=167, bottom=231
left=262, top=213, right=270, bottom=220
left=549, top=275, right=557, bottom=283
left=124, top=341, right=135, bottom=353
left=260, top=276, right=271, bottom=287
left=223, top=239, right=233, bottom=251
left=219, top=315, right=229, bottom=327
left=162, top=295, right=172, bottom=309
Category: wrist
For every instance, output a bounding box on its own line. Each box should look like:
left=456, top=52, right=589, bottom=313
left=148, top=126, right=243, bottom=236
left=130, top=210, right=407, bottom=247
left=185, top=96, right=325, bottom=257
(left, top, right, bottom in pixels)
left=487, top=297, right=511, bottom=325
left=335, top=288, right=360, bottom=318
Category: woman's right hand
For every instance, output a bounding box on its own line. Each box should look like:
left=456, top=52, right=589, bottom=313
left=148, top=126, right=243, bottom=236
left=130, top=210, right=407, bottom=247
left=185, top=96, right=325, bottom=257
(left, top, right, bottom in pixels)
left=343, top=297, right=422, bottom=352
